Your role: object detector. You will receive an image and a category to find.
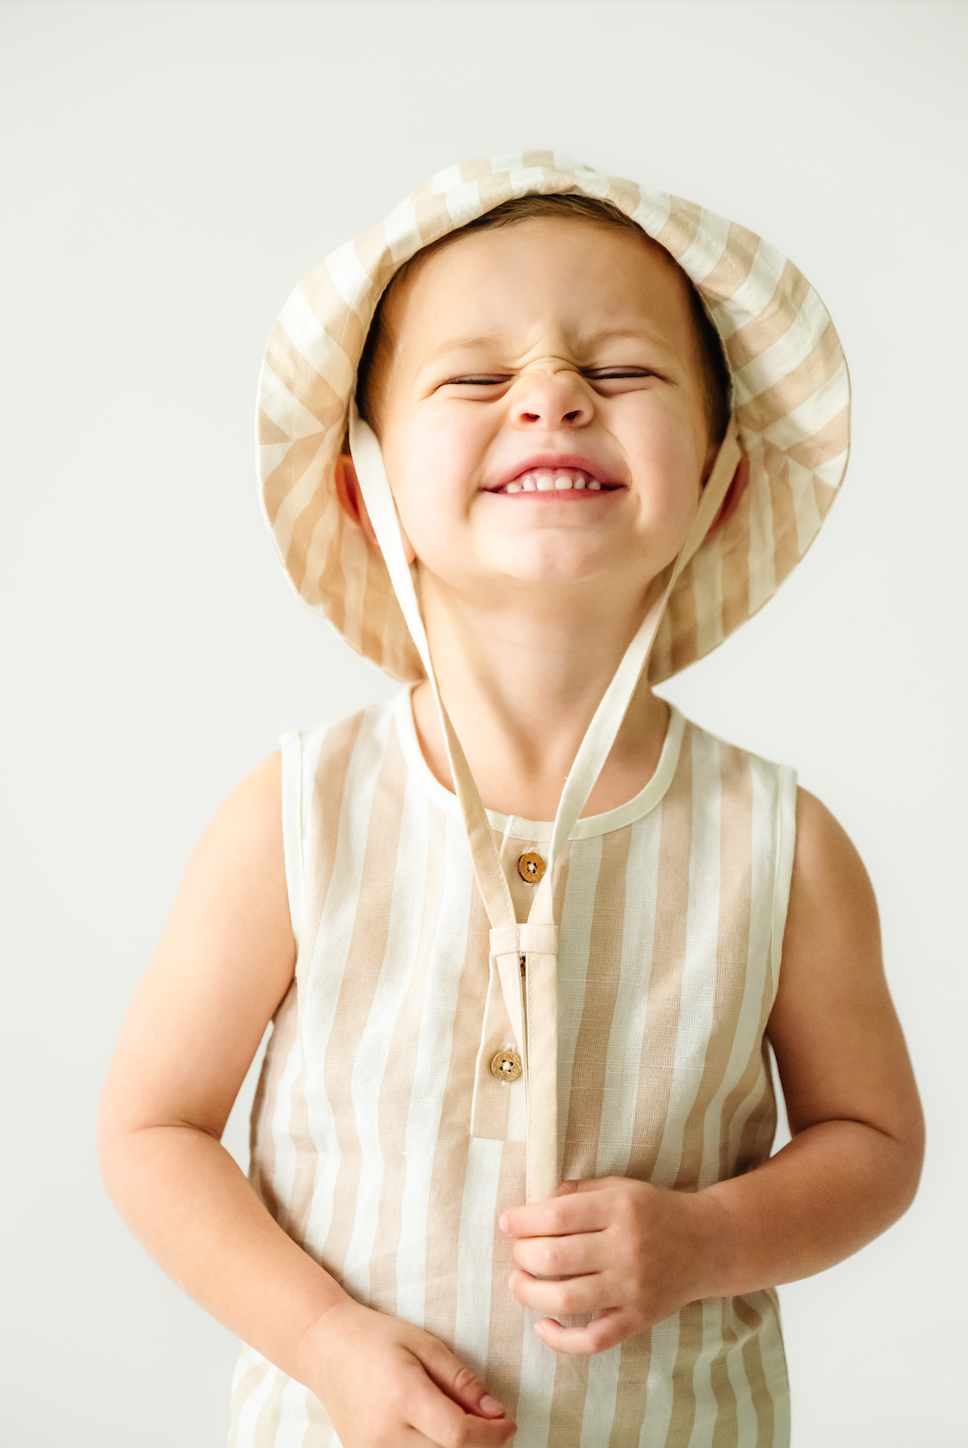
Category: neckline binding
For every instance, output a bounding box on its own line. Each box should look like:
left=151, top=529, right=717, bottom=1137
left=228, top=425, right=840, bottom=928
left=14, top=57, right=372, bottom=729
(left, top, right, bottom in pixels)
left=393, top=686, right=686, bottom=843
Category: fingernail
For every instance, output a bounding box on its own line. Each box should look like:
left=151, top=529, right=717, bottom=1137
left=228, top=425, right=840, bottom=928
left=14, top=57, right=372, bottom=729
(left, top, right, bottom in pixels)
left=498, top=1214, right=508, bottom=1232
left=480, top=1394, right=504, bottom=1415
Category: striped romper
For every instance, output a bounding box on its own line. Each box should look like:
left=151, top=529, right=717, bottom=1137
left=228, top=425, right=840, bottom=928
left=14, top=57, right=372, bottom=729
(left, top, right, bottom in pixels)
left=229, top=688, right=796, bottom=1447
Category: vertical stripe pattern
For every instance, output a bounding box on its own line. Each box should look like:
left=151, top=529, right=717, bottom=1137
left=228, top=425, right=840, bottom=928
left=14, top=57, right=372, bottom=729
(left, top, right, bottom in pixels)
left=232, top=693, right=797, bottom=1447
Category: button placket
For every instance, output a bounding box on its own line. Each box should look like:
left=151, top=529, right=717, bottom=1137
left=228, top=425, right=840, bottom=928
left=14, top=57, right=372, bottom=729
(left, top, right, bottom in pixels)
left=471, top=847, right=551, bottom=1146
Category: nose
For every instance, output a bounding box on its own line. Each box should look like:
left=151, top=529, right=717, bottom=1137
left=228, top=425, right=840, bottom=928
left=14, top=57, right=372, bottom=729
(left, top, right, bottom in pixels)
left=511, top=365, right=592, bottom=430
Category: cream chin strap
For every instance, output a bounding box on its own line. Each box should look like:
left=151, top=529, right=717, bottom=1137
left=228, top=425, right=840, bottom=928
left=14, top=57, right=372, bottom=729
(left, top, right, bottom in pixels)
left=349, top=404, right=741, bottom=1202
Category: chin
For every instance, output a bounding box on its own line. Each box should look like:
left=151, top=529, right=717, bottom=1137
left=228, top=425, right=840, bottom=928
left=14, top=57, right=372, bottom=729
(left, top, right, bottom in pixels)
left=493, top=546, right=614, bottom=587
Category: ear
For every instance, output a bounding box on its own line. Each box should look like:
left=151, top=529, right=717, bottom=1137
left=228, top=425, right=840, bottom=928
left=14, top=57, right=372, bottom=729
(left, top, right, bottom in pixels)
left=707, top=451, right=750, bottom=536
left=334, top=452, right=416, bottom=564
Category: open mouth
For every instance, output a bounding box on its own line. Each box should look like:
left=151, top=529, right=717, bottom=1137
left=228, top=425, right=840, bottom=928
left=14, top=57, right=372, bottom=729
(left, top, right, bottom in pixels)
left=488, top=468, right=622, bottom=495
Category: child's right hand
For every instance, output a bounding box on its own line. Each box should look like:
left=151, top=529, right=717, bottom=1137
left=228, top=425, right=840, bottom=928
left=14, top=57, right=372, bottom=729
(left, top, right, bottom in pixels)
left=302, top=1300, right=517, bottom=1446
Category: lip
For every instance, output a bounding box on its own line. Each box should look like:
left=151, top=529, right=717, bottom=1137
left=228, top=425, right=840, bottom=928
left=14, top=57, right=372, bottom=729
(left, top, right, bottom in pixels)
left=483, top=453, right=626, bottom=494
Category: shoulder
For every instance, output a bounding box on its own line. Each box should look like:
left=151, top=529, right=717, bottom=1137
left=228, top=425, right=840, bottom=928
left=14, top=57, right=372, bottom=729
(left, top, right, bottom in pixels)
left=227, top=747, right=282, bottom=808
left=275, top=693, right=410, bottom=835
left=209, top=749, right=282, bottom=840
left=788, top=786, right=879, bottom=934
left=772, top=786, right=883, bottom=1038
left=676, top=712, right=787, bottom=775
left=282, top=696, right=406, bottom=775
left=184, top=750, right=288, bottom=917
left=208, top=701, right=395, bottom=906
left=674, top=713, right=797, bottom=813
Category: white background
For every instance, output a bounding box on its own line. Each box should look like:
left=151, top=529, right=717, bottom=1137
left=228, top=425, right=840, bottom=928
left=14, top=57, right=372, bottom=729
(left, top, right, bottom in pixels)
left=2, top=1, right=966, bottom=1443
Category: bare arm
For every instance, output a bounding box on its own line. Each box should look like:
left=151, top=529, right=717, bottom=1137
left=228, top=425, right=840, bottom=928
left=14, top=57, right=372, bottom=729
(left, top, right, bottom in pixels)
left=503, top=787, right=924, bottom=1352
left=98, top=755, right=514, bottom=1444
left=701, top=786, right=924, bottom=1290
left=97, top=754, right=344, bottom=1374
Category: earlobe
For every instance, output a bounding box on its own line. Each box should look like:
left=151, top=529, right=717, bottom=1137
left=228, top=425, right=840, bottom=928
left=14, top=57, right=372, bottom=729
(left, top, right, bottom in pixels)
left=333, top=452, right=416, bottom=564
left=708, top=452, right=750, bottom=535
left=334, top=453, right=367, bottom=531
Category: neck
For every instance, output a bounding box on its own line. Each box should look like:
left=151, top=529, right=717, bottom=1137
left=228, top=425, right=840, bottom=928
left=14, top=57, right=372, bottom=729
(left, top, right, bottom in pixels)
left=411, top=573, right=671, bottom=822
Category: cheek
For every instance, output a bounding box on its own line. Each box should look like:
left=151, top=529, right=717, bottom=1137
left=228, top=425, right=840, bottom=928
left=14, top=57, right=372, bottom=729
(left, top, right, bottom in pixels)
left=381, top=412, right=478, bottom=556
left=632, top=395, right=705, bottom=468
left=386, top=410, right=481, bottom=511
left=626, top=411, right=705, bottom=530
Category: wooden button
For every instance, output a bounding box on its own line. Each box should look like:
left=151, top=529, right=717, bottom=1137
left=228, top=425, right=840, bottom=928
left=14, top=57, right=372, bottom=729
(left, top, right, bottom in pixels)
left=516, top=850, right=545, bottom=884
left=490, top=1047, right=523, bottom=1083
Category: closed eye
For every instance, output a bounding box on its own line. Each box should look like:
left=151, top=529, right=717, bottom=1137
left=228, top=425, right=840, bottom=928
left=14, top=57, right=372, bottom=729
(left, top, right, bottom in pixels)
left=582, top=366, right=665, bottom=396
left=444, top=375, right=512, bottom=387
left=583, top=367, right=657, bottom=379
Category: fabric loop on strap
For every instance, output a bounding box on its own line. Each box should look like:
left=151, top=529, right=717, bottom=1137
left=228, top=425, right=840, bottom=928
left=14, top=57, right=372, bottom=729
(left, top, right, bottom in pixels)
left=516, top=923, right=560, bottom=956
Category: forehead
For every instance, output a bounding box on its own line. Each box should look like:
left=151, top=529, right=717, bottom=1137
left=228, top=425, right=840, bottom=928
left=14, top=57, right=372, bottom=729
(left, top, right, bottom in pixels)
left=384, top=216, right=699, bottom=356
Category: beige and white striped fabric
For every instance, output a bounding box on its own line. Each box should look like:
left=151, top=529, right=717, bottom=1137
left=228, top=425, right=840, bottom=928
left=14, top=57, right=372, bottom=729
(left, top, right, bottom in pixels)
left=229, top=689, right=797, bottom=1447
left=258, top=150, right=849, bottom=685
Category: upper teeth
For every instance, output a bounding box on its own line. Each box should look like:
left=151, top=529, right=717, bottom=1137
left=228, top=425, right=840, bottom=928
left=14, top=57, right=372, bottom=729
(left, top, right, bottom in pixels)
left=503, top=469, right=598, bottom=494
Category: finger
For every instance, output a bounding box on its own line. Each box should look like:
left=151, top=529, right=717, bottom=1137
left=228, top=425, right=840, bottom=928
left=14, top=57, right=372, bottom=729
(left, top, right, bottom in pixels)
left=499, top=1189, right=610, bottom=1240
left=513, top=1229, right=609, bottom=1278
left=417, top=1336, right=512, bottom=1422
left=533, top=1306, right=634, bottom=1357
left=406, top=1366, right=515, bottom=1446
left=509, top=1267, right=605, bottom=1316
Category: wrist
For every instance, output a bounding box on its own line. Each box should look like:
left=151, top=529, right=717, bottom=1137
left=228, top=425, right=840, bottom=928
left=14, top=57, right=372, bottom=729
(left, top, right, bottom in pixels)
left=292, top=1291, right=357, bottom=1389
left=690, top=1186, right=739, bottom=1300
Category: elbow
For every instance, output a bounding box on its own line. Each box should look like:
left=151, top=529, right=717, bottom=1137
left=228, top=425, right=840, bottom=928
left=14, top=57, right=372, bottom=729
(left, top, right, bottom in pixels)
left=96, top=1075, right=156, bottom=1212
left=892, top=1111, right=926, bottom=1220
left=96, top=1087, right=132, bottom=1210
left=866, top=1100, right=925, bottom=1233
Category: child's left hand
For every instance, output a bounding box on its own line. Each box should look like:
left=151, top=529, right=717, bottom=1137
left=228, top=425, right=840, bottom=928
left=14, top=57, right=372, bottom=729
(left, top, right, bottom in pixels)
left=499, top=1177, right=726, bottom=1355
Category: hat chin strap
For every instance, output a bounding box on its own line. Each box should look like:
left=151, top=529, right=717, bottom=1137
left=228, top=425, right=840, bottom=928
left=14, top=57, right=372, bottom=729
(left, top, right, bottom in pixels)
left=350, top=404, right=741, bottom=1202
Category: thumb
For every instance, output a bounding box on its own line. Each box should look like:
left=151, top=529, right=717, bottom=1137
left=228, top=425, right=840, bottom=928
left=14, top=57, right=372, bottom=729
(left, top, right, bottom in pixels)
left=420, top=1337, right=508, bottom=1419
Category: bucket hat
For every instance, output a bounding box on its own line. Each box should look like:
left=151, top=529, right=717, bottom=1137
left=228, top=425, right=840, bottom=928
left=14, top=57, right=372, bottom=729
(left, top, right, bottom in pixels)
left=258, top=151, right=849, bottom=685
left=256, top=152, right=849, bottom=1202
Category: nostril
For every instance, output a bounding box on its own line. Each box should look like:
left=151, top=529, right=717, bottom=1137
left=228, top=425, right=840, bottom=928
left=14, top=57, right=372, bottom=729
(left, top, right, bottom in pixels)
left=563, top=410, right=581, bottom=422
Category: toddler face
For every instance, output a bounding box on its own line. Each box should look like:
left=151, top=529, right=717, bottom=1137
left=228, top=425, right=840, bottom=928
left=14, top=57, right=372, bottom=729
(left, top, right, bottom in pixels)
left=373, top=217, right=718, bottom=604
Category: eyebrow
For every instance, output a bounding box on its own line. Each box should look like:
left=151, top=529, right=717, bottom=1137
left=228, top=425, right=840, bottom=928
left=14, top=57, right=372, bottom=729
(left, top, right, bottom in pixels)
left=422, top=336, right=501, bottom=361
left=422, top=327, right=669, bottom=362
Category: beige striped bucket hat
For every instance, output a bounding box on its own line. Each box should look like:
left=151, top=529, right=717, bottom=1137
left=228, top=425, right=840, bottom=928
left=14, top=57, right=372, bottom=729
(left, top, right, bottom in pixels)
left=258, top=151, right=849, bottom=683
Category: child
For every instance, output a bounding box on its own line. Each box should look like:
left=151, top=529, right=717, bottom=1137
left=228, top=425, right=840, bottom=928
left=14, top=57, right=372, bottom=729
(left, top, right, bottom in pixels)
left=98, top=154, right=923, bottom=1448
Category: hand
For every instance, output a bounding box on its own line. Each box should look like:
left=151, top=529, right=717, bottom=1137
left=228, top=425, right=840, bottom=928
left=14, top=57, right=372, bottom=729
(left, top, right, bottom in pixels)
left=499, top=1177, right=728, bottom=1355
left=301, top=1300, right=517, bottom=1447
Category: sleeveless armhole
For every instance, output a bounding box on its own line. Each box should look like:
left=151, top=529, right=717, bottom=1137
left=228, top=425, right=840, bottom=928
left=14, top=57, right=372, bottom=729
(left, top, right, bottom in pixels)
left=279, top=731, right=304, bottom=951
left=280, top=724, right=331, bottom=951
left=771, top=763, right=799, bottom=990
